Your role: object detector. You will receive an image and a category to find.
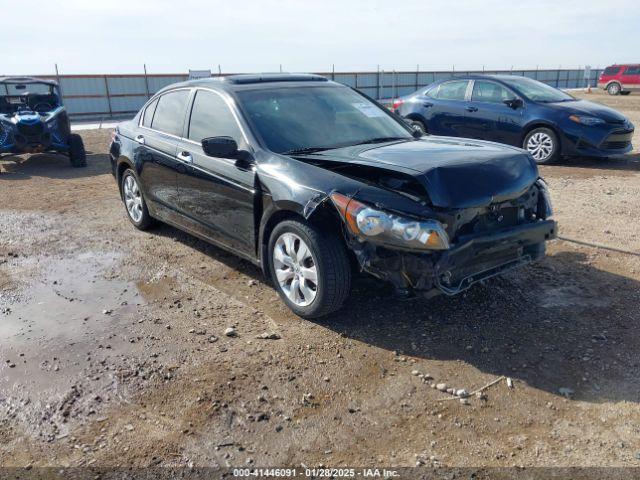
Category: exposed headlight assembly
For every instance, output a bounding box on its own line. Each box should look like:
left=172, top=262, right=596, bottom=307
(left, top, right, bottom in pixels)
left=569, top=114, right=605, bottom=126
left=330, top=192, right=449, bottom=250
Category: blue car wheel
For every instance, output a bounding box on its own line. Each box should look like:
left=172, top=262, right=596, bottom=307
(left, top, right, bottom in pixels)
left=523, top=127, right=559, bottom=164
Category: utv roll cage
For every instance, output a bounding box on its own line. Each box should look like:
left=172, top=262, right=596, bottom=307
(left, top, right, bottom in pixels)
left=0, top=77, right=62, bottom=115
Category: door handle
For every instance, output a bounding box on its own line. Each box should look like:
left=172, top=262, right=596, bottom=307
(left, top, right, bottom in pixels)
left=422, top=102, right=433, bottom=108
left=177, top=151, right=193, bottom=164
left=135, top=135, right=145, bottom=145
left=466, top=106, right=478, bottom=112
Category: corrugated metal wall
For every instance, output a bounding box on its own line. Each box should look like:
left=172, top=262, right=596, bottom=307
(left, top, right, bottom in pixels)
left=28, top=68, right=599, bottom=120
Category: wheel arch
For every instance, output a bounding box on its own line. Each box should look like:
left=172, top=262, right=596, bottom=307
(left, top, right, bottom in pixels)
left=257, top=198, right=346, bottom=277
left=520, top=121, right=562, bottom=146
left=115, top=157, right=135, bottom=196
left=605, top=80, right=622, bottom=89
left=403, top=112, right=429, bottom=131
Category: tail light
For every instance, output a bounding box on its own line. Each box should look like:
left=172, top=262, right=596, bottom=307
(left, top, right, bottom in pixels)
left=391, top=99, right=404, bottom=111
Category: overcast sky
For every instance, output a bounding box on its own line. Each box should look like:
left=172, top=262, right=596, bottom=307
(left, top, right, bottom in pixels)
left=3, top=0, right=639, bottom=75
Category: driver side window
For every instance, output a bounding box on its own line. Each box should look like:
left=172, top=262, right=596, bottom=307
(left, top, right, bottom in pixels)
left=187, top=90, right=244, bottom=147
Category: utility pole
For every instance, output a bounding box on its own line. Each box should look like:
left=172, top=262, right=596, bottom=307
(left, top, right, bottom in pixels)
left=143, top=63, right=150, bottom=99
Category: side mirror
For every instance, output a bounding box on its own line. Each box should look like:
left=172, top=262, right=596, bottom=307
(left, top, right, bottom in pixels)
left=411, top=127, right=423, bottom=138
left=504, top=98, right=523, bottom=109
left=201, top=136, right=239, bottom=158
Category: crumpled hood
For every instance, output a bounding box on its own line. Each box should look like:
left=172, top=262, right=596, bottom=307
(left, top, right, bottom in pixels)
left=548, top=99, right=627, bottom=123
left=311, top=137, right=539, bottom=209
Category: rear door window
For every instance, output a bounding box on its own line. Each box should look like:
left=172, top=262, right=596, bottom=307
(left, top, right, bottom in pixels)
left=150, top=90, right=190, bottom=137
left=603, top=66, right=621, bottom=75
left=471, top=81, right=513, bottom=103
left=142, top=98, right=158, bottom=128
left=622, top=66, right=640, bottom=75
left=434, top=81, right=469, bottom=101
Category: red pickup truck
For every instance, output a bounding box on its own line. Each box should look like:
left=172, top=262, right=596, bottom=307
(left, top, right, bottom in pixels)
left=598, top=64, right=640, bottom=95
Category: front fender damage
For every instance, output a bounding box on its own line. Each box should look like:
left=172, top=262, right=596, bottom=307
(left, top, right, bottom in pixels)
left=329, top=182, right=556, bottom=299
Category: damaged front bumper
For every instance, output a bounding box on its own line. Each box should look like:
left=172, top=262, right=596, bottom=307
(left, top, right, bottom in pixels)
left=351, top=219, right=557, bottom=297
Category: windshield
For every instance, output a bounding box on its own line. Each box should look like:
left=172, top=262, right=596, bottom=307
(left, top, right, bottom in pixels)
left=0, top=83, right=59, bottom=114
left=502, top=77, right=575, bottom=103
left=236, top=86, right=412, bottom=154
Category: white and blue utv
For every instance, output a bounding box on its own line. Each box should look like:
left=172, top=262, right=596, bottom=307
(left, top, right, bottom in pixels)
left=0, top=76, right=86, bottom=167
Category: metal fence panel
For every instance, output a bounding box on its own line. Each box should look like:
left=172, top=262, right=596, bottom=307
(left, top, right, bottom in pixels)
left=107, top=76, right=147, bottom=95
left=64, top=96, right=110, bottom=115
left=59, top=76, right=107, bottom=96
left=332, top=73, right=356, bottom=87
left=109, top=95, right=149, bottom=114
left=147, top=75, right=188, bottom=94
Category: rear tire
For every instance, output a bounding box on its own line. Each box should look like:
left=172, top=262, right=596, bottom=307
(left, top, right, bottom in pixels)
left=607, top=83, right=621, bottom=95
left=268, top=219, right=351, bottom=319
left=408, top=119, right=427, bottom=134
left=68, top=133, right=87, bottom=167
left=121, top=168, right=154, bottom=230
left=523, top=127, right=559, bottom=164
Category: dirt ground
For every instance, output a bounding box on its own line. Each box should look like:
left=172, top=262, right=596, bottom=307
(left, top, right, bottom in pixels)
left=1, top=89, right=639, bottom=469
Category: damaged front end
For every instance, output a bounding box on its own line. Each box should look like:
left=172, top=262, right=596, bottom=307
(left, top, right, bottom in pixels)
left=330, top=179, right=556, bottom=298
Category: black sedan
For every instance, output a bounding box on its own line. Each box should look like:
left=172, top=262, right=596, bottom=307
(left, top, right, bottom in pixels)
left=109, top=74, right=556, bottom=318
left=392, top=75, right=634, bottom=164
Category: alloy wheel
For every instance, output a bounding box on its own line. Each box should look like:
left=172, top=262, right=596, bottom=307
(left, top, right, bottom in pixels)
left=123, top=174, right=143, bottom=223
left=272, top=232, right=318, bottom=306
left=526, top=132, right=554, bottom=162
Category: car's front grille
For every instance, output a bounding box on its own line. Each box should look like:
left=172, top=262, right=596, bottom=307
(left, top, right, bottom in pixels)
left=601, top=129, right=633, bottom=150
left=17, top=122, right=44, bottom=137
left=601, top=140, right=631, bottom=150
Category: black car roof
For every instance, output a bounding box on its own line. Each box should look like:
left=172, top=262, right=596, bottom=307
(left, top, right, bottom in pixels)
left=0, top=76, right=58, bottom=86
left=156, top=73, right=335, bottom=95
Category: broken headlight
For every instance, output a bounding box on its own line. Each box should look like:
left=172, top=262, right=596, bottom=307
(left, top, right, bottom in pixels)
left=331, top=192, right=450, bottom=250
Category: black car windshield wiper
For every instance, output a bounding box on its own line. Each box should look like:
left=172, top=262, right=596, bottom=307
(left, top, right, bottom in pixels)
left=283, top=146, right=334, bottom=155
left=352, top=136, right=410, bottom=146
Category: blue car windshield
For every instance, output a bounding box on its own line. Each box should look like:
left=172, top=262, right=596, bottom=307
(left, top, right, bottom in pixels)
left=236, top=86, right=412, bottom=154
left=503, top=77, right=575, bottom=103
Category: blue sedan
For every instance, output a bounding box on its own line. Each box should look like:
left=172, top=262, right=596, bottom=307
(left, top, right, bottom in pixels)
left=392, top=75, right=635, bottom=164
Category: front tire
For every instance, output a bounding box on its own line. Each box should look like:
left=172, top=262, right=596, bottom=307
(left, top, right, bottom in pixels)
left=121, top=168, right=154, bottom=230
left=68, top=133, right=87, bottom=167
left=268, top=219, right=351, bottom=318
left=523, top=127, right=559, bottom=164
left=607, top=83, right=621, bottom=95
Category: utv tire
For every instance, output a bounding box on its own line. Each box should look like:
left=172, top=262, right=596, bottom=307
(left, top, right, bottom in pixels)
left=121, top=168, right=154, bottom=230
left=68, top=133, right=87, bottom=167
left=523, top=127, right=559, bottom=164
left=607, top=83, right=621, bottom=95
left=268, top=219, right=351, bottom=319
